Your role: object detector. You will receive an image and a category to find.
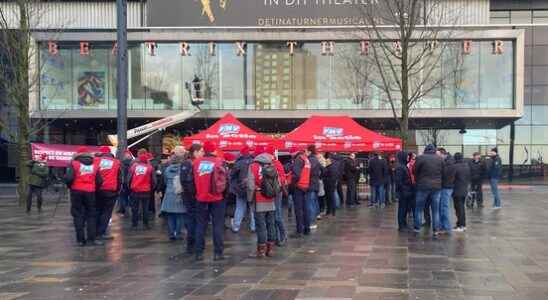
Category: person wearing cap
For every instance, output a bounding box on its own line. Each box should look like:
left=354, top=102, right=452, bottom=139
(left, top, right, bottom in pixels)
left=64, top=146, right=104, bottom=247
left=126, top=153, right=156, bottom=229
left=413, top=144, right=443, bottom=235
left=192, top=140, right=227, bottom=261
left=266, top=145, right=288, bottom=246
left=468, top=152, right=485, bottom=208
left=95, top=146, right=122, bottom=240
left=116, top=150, right=134, bottom=216
left=486, top=147, right=502, bottom=209
left=229, top=145, right=255, bottom=234
left=26, top=153, right=50, bottom=213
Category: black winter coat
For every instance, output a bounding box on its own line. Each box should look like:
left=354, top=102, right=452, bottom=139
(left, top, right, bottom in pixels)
left=469, top=160, right=485, bottom=183
left=367, top=156, right=388, bottom=186
left=453, top=161, right=471, bottom=198
left=308, top=154, right=323, bottom=192
left=230, top=154, right=253, bottom=198
left=414, top=153, right=444, bottom=190
left=441, top=157, right=457, bottom=189
left=394, top=152, right=414, bottom=197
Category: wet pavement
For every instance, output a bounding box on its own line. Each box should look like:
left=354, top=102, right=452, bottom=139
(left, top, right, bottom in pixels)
left=1, top=186, right=548, bottom=300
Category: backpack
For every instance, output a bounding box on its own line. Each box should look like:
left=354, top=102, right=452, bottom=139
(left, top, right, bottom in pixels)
left=210, top=161, right=228, bottom=196
left=260, top=163, right=281, bottom=198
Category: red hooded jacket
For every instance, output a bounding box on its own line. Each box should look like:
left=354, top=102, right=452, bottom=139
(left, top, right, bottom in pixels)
left=193, top=156, right=224, bottom=202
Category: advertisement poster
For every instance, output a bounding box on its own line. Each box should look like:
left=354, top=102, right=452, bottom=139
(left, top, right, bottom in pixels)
left=77, top=71, right=105, bottom=107
left=31, top=143, right=108, bottom=167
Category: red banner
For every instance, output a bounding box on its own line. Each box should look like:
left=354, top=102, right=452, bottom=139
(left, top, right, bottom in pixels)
left=31, top=143, right=110, bottom=167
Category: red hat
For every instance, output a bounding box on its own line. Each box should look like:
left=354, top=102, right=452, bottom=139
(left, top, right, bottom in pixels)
left=203, top=140, right=217, bottom=153
left=266, top=145, right=276, bottom=156
left=254, top=145, right=266, bottom=156
left=99, top=146, right=111, bottom=154
left=76, top=146, right=88, bottom=154
left=138, top=154, right=148, bottom=162
left=224, top=152, right=236, bottom=162
left=145, top=152, right=153, bottom=160
left=240, top=145, right=250, bottom=156
left=40, top=153, right=47, bottom=160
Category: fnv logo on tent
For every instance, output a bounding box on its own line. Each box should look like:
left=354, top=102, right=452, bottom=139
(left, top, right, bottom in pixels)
left=218, top=124, right=240, bottom=135
left=323, top=127, right=343, bottom=137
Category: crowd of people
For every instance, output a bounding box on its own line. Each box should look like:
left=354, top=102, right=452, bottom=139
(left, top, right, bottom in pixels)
left=24, top=141, right=503, bottom=260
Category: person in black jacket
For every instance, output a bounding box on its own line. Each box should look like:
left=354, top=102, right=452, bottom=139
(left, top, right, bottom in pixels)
left=116, top=150, right=133, bottom=216
left=468, top=152, right=485, bottom=208
left=230, top=145, right=255, bottom=233
left=180, top=144, right=203, bottom=255
left=413, top=144, right=443, bottom=234
left=343, top=153, right=359, bottom=207
left=307, top=145, right=323, bottom=229
left=329, top=153, right=345, bottom=207
left=323, top=153, right=338, bottom=217
left=486, top=148, right=503, bottom=209
left=395, top=151, right=414, bottom=231
left=453, top=153, right=471, bottom=232
left=367, top=153, right=388, bottom=208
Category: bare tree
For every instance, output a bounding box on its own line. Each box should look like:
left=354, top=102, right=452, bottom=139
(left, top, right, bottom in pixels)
left=0, top=0, right=64, bottom=205
left=358, top=0, right=462, bottom=147
left=418, top=127, right=446, bottom=147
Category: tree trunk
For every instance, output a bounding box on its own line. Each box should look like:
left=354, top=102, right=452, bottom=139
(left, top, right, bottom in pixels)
left=399, top=115, right=410, bottom=148
left=15, top=0, right=31, bottom=206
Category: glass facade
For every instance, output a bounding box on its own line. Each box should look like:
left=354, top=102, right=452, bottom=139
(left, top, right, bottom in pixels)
left=38, top=41, right=516, bottom=112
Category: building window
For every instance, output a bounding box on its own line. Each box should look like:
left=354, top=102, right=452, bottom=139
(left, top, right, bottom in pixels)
left=490, top=11, right=510, bottom=24
left=533, top=10, right=548, bottom=24
left=510, top=10, right=532, bottom=24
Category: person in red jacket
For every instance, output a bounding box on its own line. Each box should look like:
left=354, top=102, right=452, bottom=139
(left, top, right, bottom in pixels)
left=127, top=153, right=156, bottom=229
left=289, top=147, right=312, bottom=238
left=247, top=147, right=279, bottom=257
left=192, top=140, right=227, bottom=261
left=95, top=146, right=122, bottom=240
left=64, top=146, right=103, bottom=247
left=266, top=145, right=288, bottom=246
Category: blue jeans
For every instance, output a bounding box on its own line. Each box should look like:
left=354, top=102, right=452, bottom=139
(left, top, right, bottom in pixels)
left=370, top=184, right=385, bottom=206
left=183, top=198, right=197, bottom=253
left=166, top=212, right=184, bottom=238
left=117, top=193, right=129, bottom=213
left=306, top=191, right=319, bottom=225
left=439, top=188, right=453, bottom=232
left=414, top=188, right=441, bottom=231
left=195, top=200, right=226, bottom=256
left=490, top=178, right=501, bottom=207
left=274, top=193, right=286, bottom=242
left=232, top=195, right=255, bottom=232
left=255, top=211, right=276, bottom=245
left=334, top=182, right=341, bottom=208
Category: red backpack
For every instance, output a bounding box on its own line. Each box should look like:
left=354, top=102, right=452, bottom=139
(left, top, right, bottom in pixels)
left=210, top=160, right=228, bottom=196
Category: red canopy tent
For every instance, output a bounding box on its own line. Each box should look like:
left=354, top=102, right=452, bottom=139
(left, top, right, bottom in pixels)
left=183, top=113, right=275, bottom=151
left=278, top=115, right=402, bottom=152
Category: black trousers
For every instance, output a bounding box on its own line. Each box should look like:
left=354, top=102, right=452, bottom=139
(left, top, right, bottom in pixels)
left=453, top=195, right=466, bottom=228
left=70, top=190, right=97, bottom=243
left=195, top=200, right=226, bottom=256
left=346, top=181, right=357, bottom=205
left=470, top=181, right=483, bottom=207
left=318, top=195, right=326, bottom=214
left=96, top=192, right=117, bottom=236
left=293, top=189, right=310, bottom=234
left=131, top=192, right=150, bottom=227
left=27, top=185, right=43, bottom=212
left=325, top=185, right=336, bottom=216
left=183, top=198, right=197, bottom=253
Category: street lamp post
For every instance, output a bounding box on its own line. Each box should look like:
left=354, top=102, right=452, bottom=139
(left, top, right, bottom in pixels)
left=116, top=0, right=128, bottom=158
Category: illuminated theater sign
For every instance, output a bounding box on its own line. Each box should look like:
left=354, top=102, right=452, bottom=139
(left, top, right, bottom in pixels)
left=147, top=0, right=380, bottom=27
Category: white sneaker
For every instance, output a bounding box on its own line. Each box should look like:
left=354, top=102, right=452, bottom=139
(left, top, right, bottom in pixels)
left=454, top=227, right=465, bottom=232
left=310, top=224, right=318, bottom=229
left=493, top=206, right=501, bottom=210
left=462, top=227, right=467, bottom=232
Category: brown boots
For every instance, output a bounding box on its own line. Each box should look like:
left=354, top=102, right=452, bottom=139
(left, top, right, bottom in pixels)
left=250, top=242, right=274, bottom=258
left=266, top=241, right=274, bottom=257
left=250, top=244, right=267, bottom=258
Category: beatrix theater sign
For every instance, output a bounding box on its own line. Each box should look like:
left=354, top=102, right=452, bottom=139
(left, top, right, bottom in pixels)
left=147, top=0, right=379, bottom=27
left=45, top=40, right=508, bottom=57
